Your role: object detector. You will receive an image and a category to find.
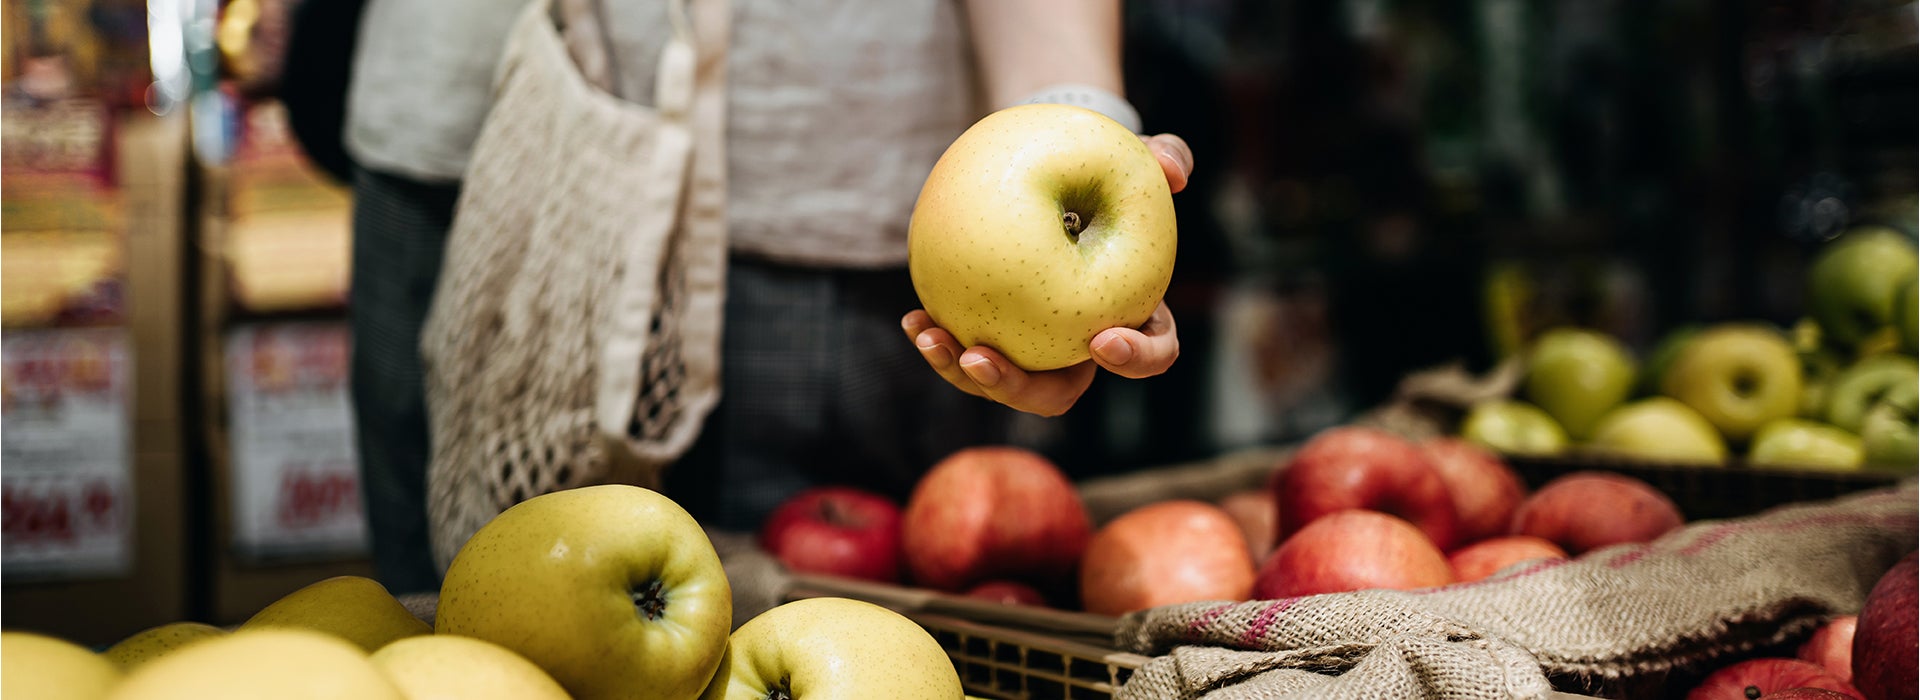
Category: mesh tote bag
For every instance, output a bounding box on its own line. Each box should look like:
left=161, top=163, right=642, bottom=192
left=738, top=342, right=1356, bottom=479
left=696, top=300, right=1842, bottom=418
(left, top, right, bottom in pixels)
left=418, top=0, right=729, bottom=570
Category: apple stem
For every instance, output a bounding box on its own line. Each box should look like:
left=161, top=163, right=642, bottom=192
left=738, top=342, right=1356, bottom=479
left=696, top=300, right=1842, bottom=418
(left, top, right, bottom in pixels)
left=631, top=580, right=667, bottom=621
left=1062, top=211, right=1085, bottom=238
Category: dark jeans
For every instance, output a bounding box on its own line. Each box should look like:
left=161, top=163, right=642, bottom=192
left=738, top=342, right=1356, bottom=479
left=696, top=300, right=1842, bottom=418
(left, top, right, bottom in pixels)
left=663, top=256, right=1021, bottom=531
left=349, top=167, right=457, bottom=595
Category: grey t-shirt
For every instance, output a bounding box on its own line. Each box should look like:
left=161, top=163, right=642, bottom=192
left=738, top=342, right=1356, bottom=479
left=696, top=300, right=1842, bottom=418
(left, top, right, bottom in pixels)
left=345, top=0, right=980, bottom=267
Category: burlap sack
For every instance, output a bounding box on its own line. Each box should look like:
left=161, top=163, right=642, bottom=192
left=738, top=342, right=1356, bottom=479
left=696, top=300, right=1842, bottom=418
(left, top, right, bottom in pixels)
left=1114, top=482, right=1918, bottom=699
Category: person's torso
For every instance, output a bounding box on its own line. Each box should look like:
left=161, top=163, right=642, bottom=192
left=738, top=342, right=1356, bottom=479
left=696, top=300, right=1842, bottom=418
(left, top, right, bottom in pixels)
left=346, top=0, right=980, bottom=267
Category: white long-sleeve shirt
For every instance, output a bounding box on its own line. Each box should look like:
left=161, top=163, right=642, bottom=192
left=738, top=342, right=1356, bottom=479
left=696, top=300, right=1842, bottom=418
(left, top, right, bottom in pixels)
left=345, top=0, right=980, bottom=268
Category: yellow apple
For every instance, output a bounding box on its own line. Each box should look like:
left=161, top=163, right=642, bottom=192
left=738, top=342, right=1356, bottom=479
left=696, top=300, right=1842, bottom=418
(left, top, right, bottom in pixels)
left=1586, top=397, right=1728, bottom=464
left=240, top=575, right=430, bottom=653
left=1748, top=418, right=1865, bottom=471
left=1659, top=323, right=1803, bottom=443
left=107, top=629, right=402, bottom=700
left=370, top=634, right=570, bottom=700
left=436, top=485, right=731, bottom=700
left=102, top=622, right=229, bottom=670
left=908, top=103, right=1177, bottom=371
left=705, top=597, right=962, bottom=699
left=2, top=631, right=122, bottom=700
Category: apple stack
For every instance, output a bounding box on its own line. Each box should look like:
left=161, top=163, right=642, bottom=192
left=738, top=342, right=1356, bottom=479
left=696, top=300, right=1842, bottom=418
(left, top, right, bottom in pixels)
left=1463, top=226, right=1918, bottom=474
left=1109, top=477, right=1916, bottom=699
left=2, top=484, right=973, bottom=700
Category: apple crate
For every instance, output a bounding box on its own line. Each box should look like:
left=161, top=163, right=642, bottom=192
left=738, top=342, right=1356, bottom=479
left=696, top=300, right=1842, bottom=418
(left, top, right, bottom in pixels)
left=784, top=574, right=1148, bottom=700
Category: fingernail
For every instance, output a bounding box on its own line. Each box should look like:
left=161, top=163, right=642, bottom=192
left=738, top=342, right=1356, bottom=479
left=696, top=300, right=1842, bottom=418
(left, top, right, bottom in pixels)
left=915, top=332, right=937, bottom=351
left=1094, top=336, right=1135, bottom=365
left=960, top=356, right=1001, bottom=387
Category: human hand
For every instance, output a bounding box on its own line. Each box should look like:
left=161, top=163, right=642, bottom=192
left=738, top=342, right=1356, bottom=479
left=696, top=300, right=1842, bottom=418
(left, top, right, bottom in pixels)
left=901, top=133, right=1192, bottom=417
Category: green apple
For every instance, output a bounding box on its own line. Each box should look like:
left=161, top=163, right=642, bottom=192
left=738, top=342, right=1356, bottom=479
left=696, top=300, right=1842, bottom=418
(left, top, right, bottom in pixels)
left=108, top=629, right=403, bottom=700
left=1806, top=226, right=1918, bottom=349
left=1897, top=268, right=1918, bottom=355
left=2, top=631, right=122, bottom=700
left=1747, top=418, right=1864, bottom=471
left=1460, top=399, right=1569, bottom=456
left=1586, top=397, right=1728, bottom=465
left=240, top=575, right=430, bottom=653
left=907, top=104, right=1177, bottom=371
left=370, top=634, right=571, bottom=700
left=1659, top=323, right=1802, bottom=443
left=1524, top=327, right=1639, bottom=441
left=1825, top=355, right=1919, bottom=433
left=1860, top=381, right=1918, bottom=470
left=705, top=598, right=962, bottom=699
left=1640, top=324, right=1701, bottom=396
left=436, top=485, right=731, bottom=700
left=103, top=622, right=229, bottom=670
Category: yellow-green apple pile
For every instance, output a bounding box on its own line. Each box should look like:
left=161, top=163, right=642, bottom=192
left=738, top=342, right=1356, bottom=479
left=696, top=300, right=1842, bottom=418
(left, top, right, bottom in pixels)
left=1464, top=226, right=1919, bottom=472
left=2, top=484, right=964, bottom=700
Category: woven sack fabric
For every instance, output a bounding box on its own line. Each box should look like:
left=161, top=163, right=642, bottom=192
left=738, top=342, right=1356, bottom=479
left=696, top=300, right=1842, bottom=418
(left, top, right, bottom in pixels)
left=418, top=0, right=729, bottom=571
left=1115, top=482, right=1918, bottom=699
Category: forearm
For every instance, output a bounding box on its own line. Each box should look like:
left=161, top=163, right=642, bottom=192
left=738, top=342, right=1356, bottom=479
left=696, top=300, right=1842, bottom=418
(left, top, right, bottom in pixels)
left=964, top=0, right=1124, bottom=110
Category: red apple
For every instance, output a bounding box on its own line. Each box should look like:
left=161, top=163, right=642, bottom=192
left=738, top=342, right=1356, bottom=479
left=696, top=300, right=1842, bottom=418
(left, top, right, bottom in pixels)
left=1216, top=489, right=1279, bottom=560
left=1253, top=509, right=1454, bottom=599
left=1509, top=471, right=1684, bottom=555
left=758, top=486, right=904, bottom=583
left=1447, top=535, right=1569, bottom=583
left=1419, top=438, right=1528, bottom=545
left=1273, top=427, right=1462, bottom=550
left=1079, top=500, right=1256, bottom=616
left=1685, top=658, right=1864, bottom=700
left=1853, top=551, right=1917, bottom=700
left=964, top=580, right=1048, bottom=607
left=1761, top=690, right=1869, bottom=700
left=901, top=446, right=1093, bottom=591
left=1797, top=616, right=1857, bottom=684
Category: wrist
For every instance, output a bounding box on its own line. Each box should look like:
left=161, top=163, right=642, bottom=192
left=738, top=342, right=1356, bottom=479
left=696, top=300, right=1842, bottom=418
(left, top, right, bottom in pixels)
left=1015, top=83, right=1142, bottom=134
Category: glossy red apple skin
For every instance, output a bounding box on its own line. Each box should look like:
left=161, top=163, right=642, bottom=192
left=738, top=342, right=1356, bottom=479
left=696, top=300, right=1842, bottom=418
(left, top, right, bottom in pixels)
left=1217, top=489, right=1279, bottom=561
left=1273, top=427, right=1462, bottom=550
left=901, top=446, right=1093, bottom=591
left=1509, top=471, right=1684, bottom=555
left=1853, top=552, right=1917, bottom=700
left=964, top=580, right=1049, bottom=607
left=1447, top=535, right=1569, bottom=583
left=1796, top=616, right=1857, bottom=684
left=1253, top=509, right=1454, bottom=599
left=1419, top=438, right=1528, bottom=545
left=759, top=486, right=904, bottom=583
left=1761, top=689, right=1869, bottom=700
left=1079, top=500, right=1256, bottom=616
left=1684, top=658, right=1864, bottom=700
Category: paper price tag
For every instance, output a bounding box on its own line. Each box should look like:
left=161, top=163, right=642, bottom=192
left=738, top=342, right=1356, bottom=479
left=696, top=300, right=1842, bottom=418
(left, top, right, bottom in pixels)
left=1, top=328, right=134, bottom=580
left=225, top=322, right=367, bottom=561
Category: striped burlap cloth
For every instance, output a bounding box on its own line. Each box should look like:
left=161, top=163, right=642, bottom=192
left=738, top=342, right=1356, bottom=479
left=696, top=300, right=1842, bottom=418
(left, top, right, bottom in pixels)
left=1113, top=482, right=1917, bottom=699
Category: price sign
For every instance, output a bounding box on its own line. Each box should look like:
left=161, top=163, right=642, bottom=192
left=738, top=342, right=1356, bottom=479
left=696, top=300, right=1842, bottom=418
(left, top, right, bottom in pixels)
left=225, top=322, right=367, bottom=561
left=1, top=328, right=134, bottom=580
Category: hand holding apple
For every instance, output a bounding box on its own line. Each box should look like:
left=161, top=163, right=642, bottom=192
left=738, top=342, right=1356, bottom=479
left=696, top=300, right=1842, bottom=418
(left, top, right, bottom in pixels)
left=904, top=105, right=1193, bottom=417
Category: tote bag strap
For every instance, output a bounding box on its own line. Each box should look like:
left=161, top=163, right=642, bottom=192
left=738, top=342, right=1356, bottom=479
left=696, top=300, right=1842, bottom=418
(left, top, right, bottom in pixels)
left=592, top=0, right=730, bottom=480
